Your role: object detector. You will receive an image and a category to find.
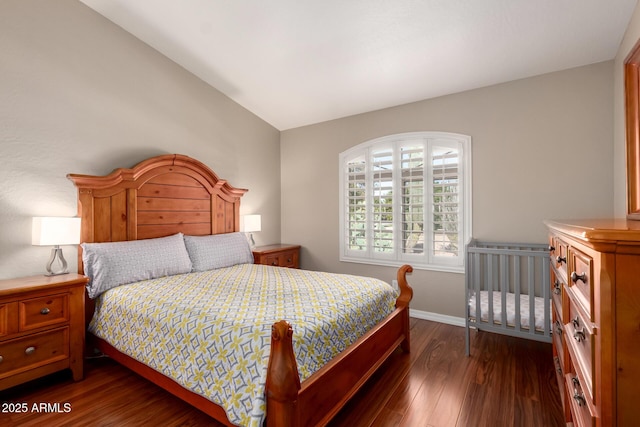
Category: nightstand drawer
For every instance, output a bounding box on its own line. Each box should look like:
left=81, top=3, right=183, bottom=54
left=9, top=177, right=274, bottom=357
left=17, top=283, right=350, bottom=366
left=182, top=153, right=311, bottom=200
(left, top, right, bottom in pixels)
left=19, top=293, right=69, bottom=331
left=264, top=250, right=298, bottom=268
left=0, top=303, right=17, bottom=338
left=253, top=244, right=301, bottom=269
left=0, top=327, right=69, bottom=378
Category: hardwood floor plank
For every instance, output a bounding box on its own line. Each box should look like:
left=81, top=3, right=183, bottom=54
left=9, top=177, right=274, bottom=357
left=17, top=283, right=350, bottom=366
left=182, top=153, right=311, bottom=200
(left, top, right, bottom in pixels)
left=0, top=320, right=563, bottom=427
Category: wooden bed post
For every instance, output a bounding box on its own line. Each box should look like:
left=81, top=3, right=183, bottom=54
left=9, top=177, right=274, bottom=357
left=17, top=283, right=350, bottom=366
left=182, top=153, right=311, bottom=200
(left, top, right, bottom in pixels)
left=266, top=320, right=301, bottom=427
left=396, top=264, right=414, bottom=352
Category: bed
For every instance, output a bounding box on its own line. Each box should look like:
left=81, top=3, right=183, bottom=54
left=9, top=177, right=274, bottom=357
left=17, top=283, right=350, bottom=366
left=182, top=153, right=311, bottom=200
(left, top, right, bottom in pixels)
left=67, top=154, right=413, bottom=426
left=464, top=240, right=551, bottom=356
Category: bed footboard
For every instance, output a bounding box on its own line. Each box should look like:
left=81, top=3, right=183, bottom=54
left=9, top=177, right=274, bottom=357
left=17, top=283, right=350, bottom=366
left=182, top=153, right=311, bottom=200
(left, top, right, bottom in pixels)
left=265, top=264, right=413, bottom=427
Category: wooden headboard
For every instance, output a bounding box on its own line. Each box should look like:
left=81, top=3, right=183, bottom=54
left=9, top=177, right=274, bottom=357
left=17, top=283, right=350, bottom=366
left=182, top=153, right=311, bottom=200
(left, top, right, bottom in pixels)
left=67, top=154, right=248, bottom=273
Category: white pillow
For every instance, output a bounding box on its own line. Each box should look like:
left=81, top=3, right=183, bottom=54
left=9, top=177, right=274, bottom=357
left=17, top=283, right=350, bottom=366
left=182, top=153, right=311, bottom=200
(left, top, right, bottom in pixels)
left=82, top=233, right=192, bottom=298
left=183, top=232, right=254, bottom=272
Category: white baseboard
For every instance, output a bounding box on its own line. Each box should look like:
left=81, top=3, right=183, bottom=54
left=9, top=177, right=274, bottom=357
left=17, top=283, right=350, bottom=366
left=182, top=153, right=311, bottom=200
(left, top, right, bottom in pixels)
left=409, top=308, right=465, bottom=327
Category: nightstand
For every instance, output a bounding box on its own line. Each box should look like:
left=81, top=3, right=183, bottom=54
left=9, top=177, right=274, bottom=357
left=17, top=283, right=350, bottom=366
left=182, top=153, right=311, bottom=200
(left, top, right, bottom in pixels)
left=0, top=273, right=87, bottom=391
left=252, top=244, right=301, bottom=268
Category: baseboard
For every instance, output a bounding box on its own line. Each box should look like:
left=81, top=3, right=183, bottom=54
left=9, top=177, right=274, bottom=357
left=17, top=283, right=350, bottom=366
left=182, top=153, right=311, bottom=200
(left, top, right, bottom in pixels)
left=409, top=309, right=465, bottom=327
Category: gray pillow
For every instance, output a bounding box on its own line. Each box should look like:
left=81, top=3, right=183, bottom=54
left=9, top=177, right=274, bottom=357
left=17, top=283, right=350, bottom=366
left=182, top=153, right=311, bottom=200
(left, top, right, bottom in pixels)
left=183, top=232, right=254, bottom=272
left=82, top=233, right=192, bottom=298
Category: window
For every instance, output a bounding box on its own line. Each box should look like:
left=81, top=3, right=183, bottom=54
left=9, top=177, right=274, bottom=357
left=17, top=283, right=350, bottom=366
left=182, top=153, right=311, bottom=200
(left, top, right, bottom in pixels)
left=339, top=132, right=471, bottom=272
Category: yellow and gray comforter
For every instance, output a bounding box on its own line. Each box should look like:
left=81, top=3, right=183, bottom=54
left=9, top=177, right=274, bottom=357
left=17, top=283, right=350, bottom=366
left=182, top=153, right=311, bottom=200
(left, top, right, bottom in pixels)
left=89, top=263, right=397, bottom=426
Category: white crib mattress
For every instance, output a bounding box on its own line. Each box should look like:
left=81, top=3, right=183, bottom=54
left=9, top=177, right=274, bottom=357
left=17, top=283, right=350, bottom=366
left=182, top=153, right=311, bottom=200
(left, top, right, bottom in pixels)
left=468, top=291, right=549, bottom=331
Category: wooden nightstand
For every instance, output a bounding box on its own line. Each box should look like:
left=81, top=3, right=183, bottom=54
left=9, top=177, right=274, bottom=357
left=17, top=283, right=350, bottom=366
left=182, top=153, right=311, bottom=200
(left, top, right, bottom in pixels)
left=0, top=273, right=87, bottom=391
left=252, top=244, right=301, bottom=268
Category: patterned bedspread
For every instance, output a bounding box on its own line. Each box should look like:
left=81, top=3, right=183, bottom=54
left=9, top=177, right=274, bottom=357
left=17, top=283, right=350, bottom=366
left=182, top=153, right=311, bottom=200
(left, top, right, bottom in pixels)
left=89, top=263, right=397, bottom=427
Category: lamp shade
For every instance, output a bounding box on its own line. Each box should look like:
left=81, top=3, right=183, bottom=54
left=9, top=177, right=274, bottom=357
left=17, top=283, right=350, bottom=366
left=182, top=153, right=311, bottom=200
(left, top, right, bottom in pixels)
left=32, top=217, right=81, bottom=246
left=241, top=214, right=261, bottom=233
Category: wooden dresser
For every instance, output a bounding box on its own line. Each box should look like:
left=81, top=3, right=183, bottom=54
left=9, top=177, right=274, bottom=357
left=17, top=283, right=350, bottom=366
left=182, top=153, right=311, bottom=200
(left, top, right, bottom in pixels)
left=0, top=273, right=87, bottom=391
left=252, top=244, right=300, bottom=268
left=545, top=219, right=640, bottom=427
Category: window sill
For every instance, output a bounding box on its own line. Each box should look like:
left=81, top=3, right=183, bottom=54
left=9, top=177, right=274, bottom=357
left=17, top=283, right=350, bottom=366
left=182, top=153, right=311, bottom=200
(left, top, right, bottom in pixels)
left=339, top=256, right=465, bottom=274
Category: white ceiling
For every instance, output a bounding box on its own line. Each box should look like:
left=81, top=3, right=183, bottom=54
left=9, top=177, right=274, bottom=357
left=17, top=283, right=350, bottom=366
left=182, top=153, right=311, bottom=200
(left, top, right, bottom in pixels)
left=80, top=0, right=637, bottom=130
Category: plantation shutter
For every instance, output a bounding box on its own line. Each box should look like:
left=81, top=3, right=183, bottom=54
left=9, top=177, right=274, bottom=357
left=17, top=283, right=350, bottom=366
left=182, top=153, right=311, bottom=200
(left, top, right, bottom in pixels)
left=400, top=144, right=425, bottom=255
left=372, top=148, right=393, bottom=253
left=346, top=155, right=366, bottom=252
left=430, top=143, right=461, bottom=259
left=340, top=132, right=470, bottom=272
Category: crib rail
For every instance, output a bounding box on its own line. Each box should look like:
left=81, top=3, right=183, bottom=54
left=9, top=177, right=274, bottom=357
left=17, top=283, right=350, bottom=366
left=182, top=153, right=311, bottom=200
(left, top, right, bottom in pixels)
left=465, top=239, right=551, bottom=356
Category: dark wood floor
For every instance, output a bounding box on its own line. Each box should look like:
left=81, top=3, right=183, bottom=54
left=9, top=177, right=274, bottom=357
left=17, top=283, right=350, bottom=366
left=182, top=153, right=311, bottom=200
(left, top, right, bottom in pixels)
left=1, top=319, right=564, bottom=426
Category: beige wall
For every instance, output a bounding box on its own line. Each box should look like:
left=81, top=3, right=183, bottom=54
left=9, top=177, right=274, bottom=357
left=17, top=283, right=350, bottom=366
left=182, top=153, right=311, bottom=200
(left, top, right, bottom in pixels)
left=281, top=62, right=614, bottom=317
left=614, top=3, right=640, bottom=217
left=0, top=0, right=281, bottom=279
left=0, top=0, right=622, bottom=320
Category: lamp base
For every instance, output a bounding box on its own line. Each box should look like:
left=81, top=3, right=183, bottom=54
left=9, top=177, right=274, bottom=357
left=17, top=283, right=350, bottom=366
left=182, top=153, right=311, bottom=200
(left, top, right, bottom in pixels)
left=45, top=246, right=69, bottom=276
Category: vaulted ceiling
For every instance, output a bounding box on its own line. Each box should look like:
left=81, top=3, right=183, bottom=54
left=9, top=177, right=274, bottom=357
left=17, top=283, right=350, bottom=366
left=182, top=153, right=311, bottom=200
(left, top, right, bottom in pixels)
left=80, top=0, right=638, bottom=130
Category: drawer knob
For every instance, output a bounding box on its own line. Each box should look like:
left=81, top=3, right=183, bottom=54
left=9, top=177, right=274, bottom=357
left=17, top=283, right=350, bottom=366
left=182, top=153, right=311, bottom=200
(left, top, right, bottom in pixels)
left=40, top=307, right=50, bottom=315
left=25, top=346, right=36, bottom=355
left=0, top=355, right=3, bottom=363
left=556, top=256, right=566, bottom=265
left=571, top=271, right=587, bottom=283
left=548, top=245, right=555, bottom=252
left=553, top=280, right=561, bottom=295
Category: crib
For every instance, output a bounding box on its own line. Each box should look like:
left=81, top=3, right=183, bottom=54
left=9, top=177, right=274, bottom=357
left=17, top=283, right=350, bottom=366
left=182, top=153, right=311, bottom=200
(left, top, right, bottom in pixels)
left=465, top=239, right=552, bottom=356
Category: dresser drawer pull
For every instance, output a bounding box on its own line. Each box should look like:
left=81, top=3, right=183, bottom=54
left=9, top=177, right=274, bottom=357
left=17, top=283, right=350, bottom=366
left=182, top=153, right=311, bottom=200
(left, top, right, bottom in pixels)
left=572, top=377, right=586, bottom=407
left=24, top=346, right=36, bottom=355
left=0, top=355, right=3, bottom=363
left=572, top=316, right=581, bottom=328
left=548, top=245, right=555, bottom=252
left=571, top=271, right=587, bottom=283
left=40, top=307, right=50, bottom=315
left=556, top=256, right=566, bottom=264
left=553, top=280, right=561, bottom=295
left=555, top=320, right=563, bottom=335
left=573, top=329, right=586, bottom=343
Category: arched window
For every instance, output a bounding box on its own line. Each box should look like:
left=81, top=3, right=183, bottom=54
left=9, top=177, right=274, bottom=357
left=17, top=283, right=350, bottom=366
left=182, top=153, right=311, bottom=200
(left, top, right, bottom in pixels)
left=339, top=132, right=471, bottom=272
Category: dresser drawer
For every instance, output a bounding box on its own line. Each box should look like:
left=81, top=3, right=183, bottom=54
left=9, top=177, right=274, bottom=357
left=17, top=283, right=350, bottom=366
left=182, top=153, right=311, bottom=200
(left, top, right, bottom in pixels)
left=550, top=236, right=568, bottom=280
left=566, top=296, right=595, bottom=403
left=550, top=269, right=563, bottom=320
left=553, top=313, right=565, bottom=368
left=553, top=356, right=566, bottom=412
left=569, top=249, right=593, bottom=321
left=0, top=327, right=69, bottom=379
left=19, top=293, right=69, bottom=331
left=565, top=368, right=596, bottom=427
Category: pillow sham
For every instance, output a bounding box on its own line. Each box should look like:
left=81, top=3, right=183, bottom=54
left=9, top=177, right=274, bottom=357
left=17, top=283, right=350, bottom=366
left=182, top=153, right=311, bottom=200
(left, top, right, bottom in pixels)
left=82, top=232, right=192, bottom=298
left=183, top=232, right=254, bottom=272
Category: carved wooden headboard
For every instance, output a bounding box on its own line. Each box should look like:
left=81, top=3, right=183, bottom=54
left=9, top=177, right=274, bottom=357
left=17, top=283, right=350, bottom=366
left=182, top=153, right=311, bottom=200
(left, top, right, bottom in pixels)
left=67, top=154, right=248, bottom=273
